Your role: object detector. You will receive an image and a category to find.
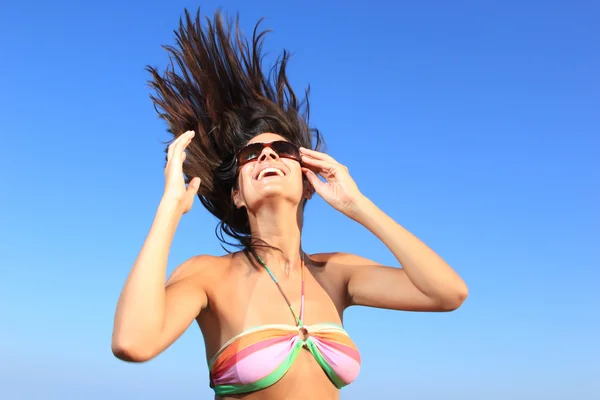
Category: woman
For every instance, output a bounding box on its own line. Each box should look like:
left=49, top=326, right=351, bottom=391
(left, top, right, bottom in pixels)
left=112, top=9, right=468, bottom=400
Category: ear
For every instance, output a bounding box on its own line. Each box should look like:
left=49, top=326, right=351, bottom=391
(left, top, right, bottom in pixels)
left=302, top=176, right=314, bottom=200
left=232, top=188, right=244, bottom=209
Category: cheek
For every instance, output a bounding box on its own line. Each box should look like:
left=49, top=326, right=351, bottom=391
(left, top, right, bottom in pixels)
left=288, top=166, right=307, bottom=194
left=239, top=165, right=254, bottom=185
left=234, top=168, right=250, bottom=198
left=284, top=159, right=302, bottom=176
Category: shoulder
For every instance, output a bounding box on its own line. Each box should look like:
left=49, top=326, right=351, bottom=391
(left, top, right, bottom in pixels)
left=308, top=252, right=381, bottom=308
left=165, top=253, right=235, bottom=287
left=309, top=251, right=378, bottom=267
left=308, top=251, right=379, bottom=284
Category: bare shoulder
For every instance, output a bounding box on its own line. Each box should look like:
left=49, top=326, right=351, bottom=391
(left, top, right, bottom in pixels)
left=309, top=251, right=379, bottom=267
left=308, top=251, right=380, bottom=283
left=307, top=252, right=381, bottom=309
left=165, top=253, right=234, bottom=287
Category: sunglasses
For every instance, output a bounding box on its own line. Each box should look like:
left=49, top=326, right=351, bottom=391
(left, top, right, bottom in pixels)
left=235, top=140, right=301, bottom=168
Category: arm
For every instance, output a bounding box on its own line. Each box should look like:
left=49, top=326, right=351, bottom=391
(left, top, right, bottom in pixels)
left=111, top=199, right=208, bottom=362
left=112, top=130, right=206, bottom=362
left=300, top=147, right=468, bottom=313
left=345, top=197, right=467, bottom=311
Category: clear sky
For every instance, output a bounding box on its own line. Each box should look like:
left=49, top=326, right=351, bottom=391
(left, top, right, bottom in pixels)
left=1, top=0, right=598, bottom=399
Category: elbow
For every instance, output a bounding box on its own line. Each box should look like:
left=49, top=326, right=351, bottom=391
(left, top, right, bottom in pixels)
left=111, top=337, right=154, bottom=363
left=439, top=284, right=469, bottom=312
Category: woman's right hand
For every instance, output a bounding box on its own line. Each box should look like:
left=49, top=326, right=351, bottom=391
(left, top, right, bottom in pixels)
left=163, top=130, right=201, bottom=214
left=113, top=129, right=206, bottom=363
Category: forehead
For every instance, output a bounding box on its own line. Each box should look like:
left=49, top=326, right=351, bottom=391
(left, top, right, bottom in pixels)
left=246, top=132, right=288, bottom=145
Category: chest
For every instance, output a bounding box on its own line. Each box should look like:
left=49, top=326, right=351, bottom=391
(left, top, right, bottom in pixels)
left=211, top=264, right=346, bottom=330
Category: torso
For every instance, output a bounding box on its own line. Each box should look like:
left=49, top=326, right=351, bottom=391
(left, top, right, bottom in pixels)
left=190, top=251, right=355, bottom=400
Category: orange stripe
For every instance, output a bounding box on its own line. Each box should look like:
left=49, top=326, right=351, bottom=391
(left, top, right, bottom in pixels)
left=311, top=330, right=358, bottom=350
left=211, top=328, right=294, bottom=371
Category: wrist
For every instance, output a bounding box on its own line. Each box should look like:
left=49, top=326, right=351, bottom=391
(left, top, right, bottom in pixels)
left=346, top=194, right=375, bottom=222
left=157, top=196, right=185, bottom=219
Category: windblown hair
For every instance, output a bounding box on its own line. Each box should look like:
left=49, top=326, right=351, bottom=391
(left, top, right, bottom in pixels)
left=146, top=8, right=324, bottom=255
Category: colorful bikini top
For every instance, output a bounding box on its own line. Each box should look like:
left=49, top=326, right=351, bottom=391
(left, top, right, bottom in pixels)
left=208, top=255, right=361, bottom=396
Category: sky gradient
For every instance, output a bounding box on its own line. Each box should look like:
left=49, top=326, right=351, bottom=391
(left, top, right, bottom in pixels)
left=1, top=0, right=599, bottom=399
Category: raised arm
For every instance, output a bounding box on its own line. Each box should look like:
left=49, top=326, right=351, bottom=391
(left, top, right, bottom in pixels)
left=111, top=131, right=207, bottom=362
left=300, top=146, right=468, bottom=313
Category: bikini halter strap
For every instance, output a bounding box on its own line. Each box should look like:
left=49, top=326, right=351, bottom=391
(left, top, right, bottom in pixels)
left=256, top=254, right=305, bottom=327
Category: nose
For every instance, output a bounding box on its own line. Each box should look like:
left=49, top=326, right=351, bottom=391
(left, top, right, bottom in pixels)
left=257, top=146, right=279, bottom=163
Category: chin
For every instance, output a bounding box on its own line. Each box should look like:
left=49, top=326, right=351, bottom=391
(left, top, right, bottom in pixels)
left=253, top=175, right=300, bottom=197
left=251, top=185, right=303, bottom=208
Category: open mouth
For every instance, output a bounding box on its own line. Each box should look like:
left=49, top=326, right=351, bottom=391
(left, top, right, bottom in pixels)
left=256, top=167, right=285, bottom=180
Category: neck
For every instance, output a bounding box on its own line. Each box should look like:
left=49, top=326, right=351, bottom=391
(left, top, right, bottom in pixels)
left=247, top=201, right=304, bottom=276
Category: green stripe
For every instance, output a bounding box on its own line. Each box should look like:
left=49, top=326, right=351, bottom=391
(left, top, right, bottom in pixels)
left=305, top=340, right=346, bottom=389
left=289, top=306, right=301, bottom=325
left=212, top=341, right=303, bottom=395
left=314, top=322, right=345, bottom=329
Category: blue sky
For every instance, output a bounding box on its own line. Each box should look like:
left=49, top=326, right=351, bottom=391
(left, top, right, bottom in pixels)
left=1, top=0, right=598, bottom=398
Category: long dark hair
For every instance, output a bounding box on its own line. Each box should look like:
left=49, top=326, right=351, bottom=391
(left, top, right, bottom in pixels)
left=146, top=8, right=324, bottom=258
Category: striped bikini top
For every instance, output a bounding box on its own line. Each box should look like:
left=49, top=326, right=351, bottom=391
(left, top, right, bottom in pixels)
left=208, top=255, right=361, bottom=396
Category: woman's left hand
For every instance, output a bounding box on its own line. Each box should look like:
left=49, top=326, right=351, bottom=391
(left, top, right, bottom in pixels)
left=300, top=147, right=365, bottom=219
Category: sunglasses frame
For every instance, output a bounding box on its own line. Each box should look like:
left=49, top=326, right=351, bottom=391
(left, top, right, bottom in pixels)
left=235, top=140, right=302, bottom=169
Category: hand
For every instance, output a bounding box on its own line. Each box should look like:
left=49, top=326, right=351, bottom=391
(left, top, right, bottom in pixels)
left=300, top=147, right=364, bottom=219
left=163, top=130, right=201, bottom=214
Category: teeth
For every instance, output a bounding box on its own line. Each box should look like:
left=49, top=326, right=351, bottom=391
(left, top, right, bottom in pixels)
left=257, top=167, right=284, bottom=180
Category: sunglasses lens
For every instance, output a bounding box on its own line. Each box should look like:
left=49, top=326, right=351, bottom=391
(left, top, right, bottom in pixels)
left=272, top=141, right=300, bottom=159
left=238, top=143, right=263, bottom=164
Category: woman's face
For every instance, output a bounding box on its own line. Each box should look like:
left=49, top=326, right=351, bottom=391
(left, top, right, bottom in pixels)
left=233, top=133, right=310, bottom=211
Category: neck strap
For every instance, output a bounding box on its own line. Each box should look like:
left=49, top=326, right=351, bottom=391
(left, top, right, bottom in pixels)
left=256, top=254, right=305, bottom=327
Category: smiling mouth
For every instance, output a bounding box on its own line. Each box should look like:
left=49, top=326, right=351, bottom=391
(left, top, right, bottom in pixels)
left=256, top=167, right=285, bottom=180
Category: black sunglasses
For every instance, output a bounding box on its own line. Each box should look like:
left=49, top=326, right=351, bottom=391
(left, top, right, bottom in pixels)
left=235, top=141, right=301, bottom=168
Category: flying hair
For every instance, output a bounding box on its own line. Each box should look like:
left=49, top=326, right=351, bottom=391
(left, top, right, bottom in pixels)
left=146, top=8, right=324, bottom=258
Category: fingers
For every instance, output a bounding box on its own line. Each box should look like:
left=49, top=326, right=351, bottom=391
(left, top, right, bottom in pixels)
left=302, top=167, right=325, bottom=191
left=168, top=130, right=195, bottom=162
left=300, top=154, right=335, bottom=172
left=301, top=153, right=349, bottom=180
left=299, top=147, right=338, bottom=163
left=186, top=177, right=201, bottom=195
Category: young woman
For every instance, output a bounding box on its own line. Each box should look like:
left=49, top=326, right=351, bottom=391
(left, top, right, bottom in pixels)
left=112, top=9, right=468, bottom=400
